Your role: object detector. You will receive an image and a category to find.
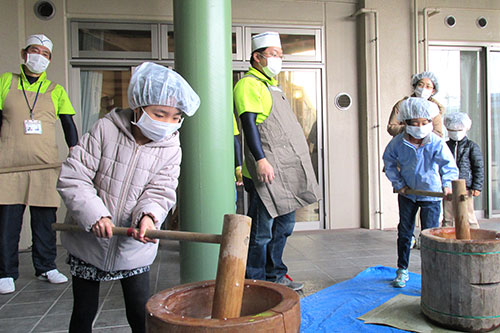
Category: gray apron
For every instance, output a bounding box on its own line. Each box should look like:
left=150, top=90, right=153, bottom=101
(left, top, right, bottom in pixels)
left=244, top=75, right=321, bottom=218
left=0, top=75, right=61, bottom=207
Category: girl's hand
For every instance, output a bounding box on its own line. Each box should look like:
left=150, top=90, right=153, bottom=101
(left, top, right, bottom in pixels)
left=132, top=214, right=158, bottom=244
left=472, top=190, right=481, bottom=197
left=92, top=217, right=114, bottom=238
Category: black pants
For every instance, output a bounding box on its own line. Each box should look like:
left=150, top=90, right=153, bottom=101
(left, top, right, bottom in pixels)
left=0, top=204, right=57, bottom=279
left=69, top=272, right=150, bottom=333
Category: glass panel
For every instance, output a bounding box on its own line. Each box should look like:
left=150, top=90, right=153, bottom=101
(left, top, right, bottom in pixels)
left=167, top=30, right=174, bottom=55
left=79, top=29, right=151, bottom=52
left=277, top=69, right=320, bottom=223
left=490, top=51, right=500, bottom=212
left=429, top=48, right=485, bottom=211
left=232, top=32, right=237, bottom=54
left=280, top=34, right=316, bottom=57
left=250, top=33, right=317, bottom=58
left=80, top=69, right=131, bottom=134
left=166, top=31, right=237, bottom=56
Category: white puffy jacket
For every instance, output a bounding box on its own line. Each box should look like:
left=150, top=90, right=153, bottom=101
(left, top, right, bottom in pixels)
left=57, top=108, right=181, bottom=271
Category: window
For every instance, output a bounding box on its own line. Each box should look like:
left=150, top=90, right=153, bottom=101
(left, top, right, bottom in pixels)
left=160, top=24, right=243, bottom=60
left=70, top=22, right=159, bottom=59
left=79, top=69, right=131, bottom=134
left=244, top=27, right=322, bottom=62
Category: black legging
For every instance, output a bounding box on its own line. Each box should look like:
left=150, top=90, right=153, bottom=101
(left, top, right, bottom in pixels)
left=69, top=271, right=150, bottom=333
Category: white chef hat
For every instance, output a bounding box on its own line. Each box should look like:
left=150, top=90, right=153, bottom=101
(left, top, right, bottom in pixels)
left=25, top=34, right=53, bottom=53
left=251, top=32, right=281, bottom=52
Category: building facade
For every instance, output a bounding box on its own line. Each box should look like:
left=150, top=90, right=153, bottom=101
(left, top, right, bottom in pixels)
left=1, top=0, right=499, bottom=250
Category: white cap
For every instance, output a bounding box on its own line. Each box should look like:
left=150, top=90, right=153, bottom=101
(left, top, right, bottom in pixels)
left=251, top=32, right=281, bottom=52
left=128, top=62, right=200, bottom=116
left=444, top=112, right=472, bottom=131
left=397, top=97, right=440, bottom=121
left=25, top=34, right=53, bottom=53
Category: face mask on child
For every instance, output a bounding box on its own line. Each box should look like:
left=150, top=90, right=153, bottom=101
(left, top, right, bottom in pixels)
left=132, top=108, right=183, bottom=142
left=406, top=122, right=433, bottom=139
left=414, top=86, right=433, bottom=100
left=448, top=130, right=467, bottom=141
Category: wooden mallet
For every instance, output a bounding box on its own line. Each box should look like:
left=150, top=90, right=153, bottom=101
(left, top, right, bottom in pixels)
left=393, top=179, right=470, bottom=240
left=52, top=213, right=252, bottom=319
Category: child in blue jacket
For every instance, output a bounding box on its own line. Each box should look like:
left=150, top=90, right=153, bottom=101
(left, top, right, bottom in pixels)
left=383, top=97, right=458, bottom=288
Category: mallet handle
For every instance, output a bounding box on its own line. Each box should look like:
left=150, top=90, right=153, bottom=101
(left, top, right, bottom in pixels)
left=393, top=188, right=444, bottom=198
left=52, top=223, right=222, bottom=244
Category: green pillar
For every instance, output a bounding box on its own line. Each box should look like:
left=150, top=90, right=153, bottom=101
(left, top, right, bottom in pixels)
left=174, top=0, right=234, bottom=283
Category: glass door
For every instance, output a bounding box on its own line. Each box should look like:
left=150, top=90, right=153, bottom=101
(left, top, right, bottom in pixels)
left=489, top=51, right=500, bottom=214
left=277, top=69, right=322, bottom=226
left=233, top=68, right=324, bottom=229
left=80, top=69, right=132, bottom=134
left=429, top=46, right=487, bottom=212
left=429, top=46, right=486, bottom=214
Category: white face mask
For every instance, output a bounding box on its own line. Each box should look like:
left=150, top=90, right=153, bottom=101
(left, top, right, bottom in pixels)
left=448, top=130, right=467, bottom=141
left=132, top=108, right=183, bottom=142
left=24, top=53, right=50, bottom=74
left=262, top=57, right=282, bottom=77
left=414, top=86, right=433, bottom=100
left=406, top=122, right=433, bottom=139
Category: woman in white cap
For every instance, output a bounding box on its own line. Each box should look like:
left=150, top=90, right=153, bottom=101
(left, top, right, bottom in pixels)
left=234, top=32, right=320, bottom=291
left=387, top=71, right=445, bottom=137
left=57, top=62, right=200, bottom=333
left=0, top=34, right=78, bottom=294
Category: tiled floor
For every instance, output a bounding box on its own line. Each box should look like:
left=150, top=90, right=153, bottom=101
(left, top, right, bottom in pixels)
left=1, top=219, right=499, bottom=332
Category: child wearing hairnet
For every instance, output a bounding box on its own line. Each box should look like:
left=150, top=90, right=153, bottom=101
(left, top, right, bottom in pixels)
left=383, top=97, right=458, bottom=288
left=57, top=62, right=200, bottom=332
left=442, top=112, right=484, bottom=229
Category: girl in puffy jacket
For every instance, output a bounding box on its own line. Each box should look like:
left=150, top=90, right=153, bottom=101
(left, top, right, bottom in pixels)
left=442, top=112, right=484, bottom=228
left=57, top=62, right=200, bottom=333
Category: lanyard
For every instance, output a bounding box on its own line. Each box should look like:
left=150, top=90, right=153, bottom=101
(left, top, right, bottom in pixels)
left=20, top=79, right=43, bottom=120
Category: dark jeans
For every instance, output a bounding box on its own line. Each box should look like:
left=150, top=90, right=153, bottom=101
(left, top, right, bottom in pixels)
left=397, top=195, right=441, bottom=269
left=0, top=204, right=57, bottom=279
left=69, top=271, right=150, bottom=333
left=243, top=177, right=296, bottom=282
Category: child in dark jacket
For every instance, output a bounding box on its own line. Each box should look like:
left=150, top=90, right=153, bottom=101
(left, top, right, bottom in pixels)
left=442, top=112, right=484, bottom=228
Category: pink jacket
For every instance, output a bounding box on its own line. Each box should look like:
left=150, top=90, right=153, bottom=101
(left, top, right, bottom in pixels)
left=57, top=108, right=181, bottom=271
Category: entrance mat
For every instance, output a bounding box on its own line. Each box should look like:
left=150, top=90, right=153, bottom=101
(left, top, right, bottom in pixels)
left=360, top=294, right=500, bottom=333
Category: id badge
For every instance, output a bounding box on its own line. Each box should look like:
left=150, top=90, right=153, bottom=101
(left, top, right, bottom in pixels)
left=24, top=119, right=42, bottom=135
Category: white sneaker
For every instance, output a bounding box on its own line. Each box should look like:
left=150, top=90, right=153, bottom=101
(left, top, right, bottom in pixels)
left=0, top=277, right=15, bottom=294
left=38, top=269, right=68, bottom=284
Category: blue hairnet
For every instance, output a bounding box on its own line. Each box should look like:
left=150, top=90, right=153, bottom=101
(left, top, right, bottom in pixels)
left=411, top=71, right=439, bottom=94
left=397, top=97, right=440, bottom=121
left=128, top=62, right=200, bottom=116
left=444, top=112, right=472, bottom=131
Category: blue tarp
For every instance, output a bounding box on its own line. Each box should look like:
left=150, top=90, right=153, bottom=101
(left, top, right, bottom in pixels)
left=300, top=266, right=421, bottom=332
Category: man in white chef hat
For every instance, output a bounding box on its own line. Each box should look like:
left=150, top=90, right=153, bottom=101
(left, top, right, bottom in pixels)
left=0, top=34, right=78, bottom=294
left=233, top=32, right=321, bottom=291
